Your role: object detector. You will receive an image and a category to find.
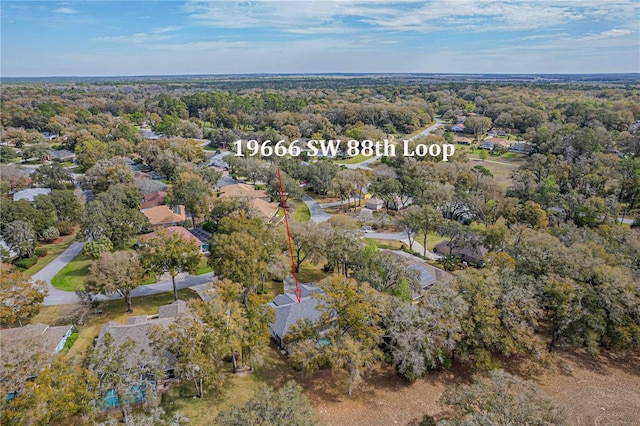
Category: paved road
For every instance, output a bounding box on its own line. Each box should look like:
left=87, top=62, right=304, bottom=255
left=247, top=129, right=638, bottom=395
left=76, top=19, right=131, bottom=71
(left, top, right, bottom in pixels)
left=33, top=241, right=216, bottom=305
left=301, top=196, right=332, bottom=223
left=33, top=242, right=85, bottom=305
left=365, top=231, right=442, bottom=260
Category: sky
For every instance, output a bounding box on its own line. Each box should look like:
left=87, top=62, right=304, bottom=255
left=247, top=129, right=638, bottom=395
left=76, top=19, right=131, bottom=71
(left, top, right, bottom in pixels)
left=1, top=1, right=639, bottom=77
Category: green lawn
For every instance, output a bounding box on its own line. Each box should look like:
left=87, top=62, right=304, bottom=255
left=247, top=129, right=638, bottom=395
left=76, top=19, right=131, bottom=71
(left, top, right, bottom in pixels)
left=24, top=234, right=76, bottom=276
left=292, top=200, right=311, bottom=222
left=196, top=256, right=213, bottom=275
left=51, top=253, right=92, bottom=291
left=296, top=262, right=329, bottom=283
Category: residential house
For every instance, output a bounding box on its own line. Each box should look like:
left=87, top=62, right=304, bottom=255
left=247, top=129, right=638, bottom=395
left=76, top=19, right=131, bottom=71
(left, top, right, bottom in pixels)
left=509, top=143, right=535, bottom=154
left=451, top=123, right=466, bottom=133
left=250, top=198, right=280, bottom=222
left=140, top=130, right=161, bottom=140
left=0, top=323, right=73, bottom=356
left=483, top=137, right=513, bottom=148
left=132, top=171, right=152, bottom=181
left=382, top=250, right=454, bottom=300
left=1, top=323, right=74, bottom=399
left=140, top=191, right=167, bottom=210
left=454, top=136, right=473, bottom=145
left=219, top=183, right=270, bottom=201
left=365, top=197, right=384, bottom=211
left=142, top=226, right=209, bottom=253
left=13, top=187, right=51, bottom=201
left=48, top=148, right=76, bottom=162
left=268, top=284, right=324, bottom=352
left=42, top=132, right=58, bottom=140
left=141, top=204, right=186, bottom=228
left=219, top=183, right=279, bottom=222
left=434, top=240, right=488, bottom=265
left=96, top=300, right=190, bottom=389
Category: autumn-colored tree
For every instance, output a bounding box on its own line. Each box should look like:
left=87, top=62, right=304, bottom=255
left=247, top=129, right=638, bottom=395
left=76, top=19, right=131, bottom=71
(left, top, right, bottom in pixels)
left=0, top=263, right=48, bottom=325
left=4, top=355, right=98, bottom=426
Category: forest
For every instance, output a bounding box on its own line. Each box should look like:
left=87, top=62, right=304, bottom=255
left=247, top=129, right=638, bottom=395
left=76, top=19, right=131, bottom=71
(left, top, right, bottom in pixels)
left=0, top=75, right=639, bottom=425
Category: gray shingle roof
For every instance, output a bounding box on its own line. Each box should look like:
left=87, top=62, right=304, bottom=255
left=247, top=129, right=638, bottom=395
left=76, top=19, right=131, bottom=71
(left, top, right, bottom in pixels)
left=268, top=284, right=323, bottom=341
left=13, top=188, right=51, bottom=201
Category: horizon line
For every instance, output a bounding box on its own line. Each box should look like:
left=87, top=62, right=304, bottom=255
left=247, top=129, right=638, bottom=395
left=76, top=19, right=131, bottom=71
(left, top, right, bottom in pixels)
left=3, top=72, right=640, bottom=80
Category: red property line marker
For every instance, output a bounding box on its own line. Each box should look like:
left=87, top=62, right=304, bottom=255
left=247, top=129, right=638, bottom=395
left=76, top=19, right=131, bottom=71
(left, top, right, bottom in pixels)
left=277, top=168, right=302, bottom=303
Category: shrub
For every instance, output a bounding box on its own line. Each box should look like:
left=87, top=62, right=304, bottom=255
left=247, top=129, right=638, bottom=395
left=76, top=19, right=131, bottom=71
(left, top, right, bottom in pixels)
left=42, top=226, right=60, bottom=242
left=62, top=330, right=79, bottom=352
left=82, top=237, right=113, bottom=259
left=202, top=220, right=216, bottom=233
left=13, top=256, right=38, bottom=270
left=57, top=221, right=75, bottom=236
left=35, top=247, right=48, bottom=257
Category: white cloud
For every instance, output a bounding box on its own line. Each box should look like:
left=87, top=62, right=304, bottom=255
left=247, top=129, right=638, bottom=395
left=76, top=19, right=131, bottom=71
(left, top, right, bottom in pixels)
left=96, top=26, right=181, bottom=43
left=54, top=7, right=78, bottom=14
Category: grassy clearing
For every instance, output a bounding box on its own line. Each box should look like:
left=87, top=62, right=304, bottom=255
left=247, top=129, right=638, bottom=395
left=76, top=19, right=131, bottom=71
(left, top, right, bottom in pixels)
left=297, top=262, right=330, bottom=283
left=24, top=233, right=76, bottom=276
left=364, top=238, right=407, bottom=250
left=51, top=253, right=92, bottom=291
left=292, top=200, right=311, bottom=222
left=414, top=232, right=447, bottom=252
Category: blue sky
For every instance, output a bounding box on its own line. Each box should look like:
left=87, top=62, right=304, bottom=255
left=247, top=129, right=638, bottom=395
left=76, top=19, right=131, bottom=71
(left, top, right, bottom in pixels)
left=1, top=1, right=639, bottom=77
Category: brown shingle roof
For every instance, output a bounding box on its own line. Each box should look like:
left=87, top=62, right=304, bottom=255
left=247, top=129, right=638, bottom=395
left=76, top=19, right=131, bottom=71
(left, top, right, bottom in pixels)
left=141, top=205, right=186, bottom=226
left=484, top=137, right=513, bottom=147
left=142, top=226, right=203, bottom=246
left=220, top=183, right=270, bottom=200
left=251, top=198, right=279, bottom=221
left=141, top=191, right=167, bottom=209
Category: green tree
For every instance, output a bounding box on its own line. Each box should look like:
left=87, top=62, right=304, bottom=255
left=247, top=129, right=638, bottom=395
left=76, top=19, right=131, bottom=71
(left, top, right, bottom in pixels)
left=21, top=143, right=50, bottom=163
left=5, top=355, right=98, bottom=426
left=79, top=184, right=150, bottom=249
left=141, top=229, right=201, bottom=301
left=31, top=163, right=73, bottom=189
left=82, top=236, right=114, bottom=259
left=166, top=171, right=213, bottom=227
left=208, top=231, right=268, bottom=303
left=0, top=145, right=18, bottom=162
left=216, top=382, right=318, bottom=426
left=3, top=220, right=36, bottom=258
left=85, top=250, right=144, bottom=312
